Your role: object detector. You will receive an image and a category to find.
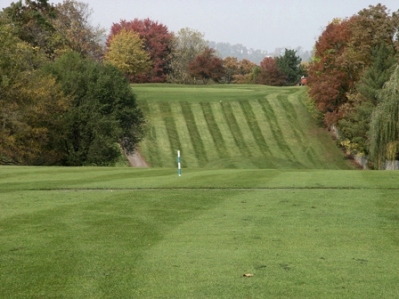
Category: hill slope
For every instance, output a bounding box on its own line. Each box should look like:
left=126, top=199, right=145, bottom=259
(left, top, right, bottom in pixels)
left=135, top=84, right=354, bottom=169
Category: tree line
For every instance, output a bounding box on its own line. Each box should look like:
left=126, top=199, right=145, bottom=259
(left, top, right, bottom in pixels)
left=0, top=0, right=305, bottom=166
left=307, top=4, right=399, bottom=168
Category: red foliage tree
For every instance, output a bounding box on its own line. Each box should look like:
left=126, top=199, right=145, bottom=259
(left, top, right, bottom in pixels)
left=307, top=18, right=355, bottom=126
left=259, top=56, right=286, bottom=86
left=188, top=48, right=224, bottom=84
left=107, top=18, right=173, bottom=83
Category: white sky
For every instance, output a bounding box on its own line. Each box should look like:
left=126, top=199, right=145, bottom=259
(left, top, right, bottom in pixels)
left=1, top=0, right=399, bottom=52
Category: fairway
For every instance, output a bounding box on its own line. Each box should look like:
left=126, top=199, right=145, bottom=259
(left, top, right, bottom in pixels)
left=1, top=167, right=399, bottom=298
left=135, top=84, right=354, bottom=169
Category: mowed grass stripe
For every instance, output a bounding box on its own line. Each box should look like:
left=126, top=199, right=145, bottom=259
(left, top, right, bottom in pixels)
left=210, top=102, right=243, bottom=158
left=172, top=103, right=199, bottom=168
left=230, top=101, right=263, bottom=157
left=180, top=101, right=207, bottom=166
left=239, top=100, right=273, bottom=156
left=138, top=100, right=161, bottom=167
left=250, top=100, right=283, bottom=159
left=145, top=101, right=172, bottom=167
left=221, top=101, right=251, bottom=157
left=258, top=96, right=297, bottom=164
left=159, top=102, right=182, bottom=166
left=191, top=102, right=220, bottom=165
left=287, top=90, right=325, bottom=167
left=200, top=102, right=229, bottom=159
left=287, top=90, right=328, bottom=168
left=277, top=92, right=317, bottom=168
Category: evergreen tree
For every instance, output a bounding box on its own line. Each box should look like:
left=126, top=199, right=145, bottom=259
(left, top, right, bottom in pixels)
left=276, top=49, right=302, bottom=85
left=338, top=42, right=396, bottom=154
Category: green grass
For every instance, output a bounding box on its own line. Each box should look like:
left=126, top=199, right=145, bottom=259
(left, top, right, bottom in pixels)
left=1, top=167, right=399, bottom=298
left=135, top=84, right=354, bottom=169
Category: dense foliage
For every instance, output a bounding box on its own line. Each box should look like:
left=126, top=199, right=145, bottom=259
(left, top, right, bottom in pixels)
left=307, top=4, right=399, bottom=167
left=107, top=18, right=174, bottom=83
left=0, top=0, right=144, bottom=165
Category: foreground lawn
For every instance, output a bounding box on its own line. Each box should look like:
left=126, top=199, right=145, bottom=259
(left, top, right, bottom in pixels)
left=1, top=167, right=399, bottom=298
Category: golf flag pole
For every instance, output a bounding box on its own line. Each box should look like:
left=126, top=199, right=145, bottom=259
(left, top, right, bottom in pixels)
left=177, top=150, right=181, bottom=176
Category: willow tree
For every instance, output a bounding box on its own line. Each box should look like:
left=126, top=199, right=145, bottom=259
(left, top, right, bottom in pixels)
left=369, top=64, right=399, bottom=169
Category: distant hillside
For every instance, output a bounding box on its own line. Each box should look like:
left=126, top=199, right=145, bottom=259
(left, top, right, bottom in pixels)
left=135, top=84, right=354, bottom=170
left=208, top=41, right=312, bottom=64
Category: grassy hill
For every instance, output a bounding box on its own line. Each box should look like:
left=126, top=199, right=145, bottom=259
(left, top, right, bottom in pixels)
left=134, top=84, right=354, bottom=169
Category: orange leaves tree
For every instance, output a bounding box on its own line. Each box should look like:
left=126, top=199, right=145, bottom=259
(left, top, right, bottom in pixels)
left=107, top=18, right=174, bottom=83
left=307, top=18, right=354, bottom=126
left=188, top=48, right=224, bottom=84
left=308, top=4, right=399, bottom=127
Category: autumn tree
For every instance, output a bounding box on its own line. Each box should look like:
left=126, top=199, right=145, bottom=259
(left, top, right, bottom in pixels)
left=188, top=48, right=224, bottom=84
left=0, top=18, right=69, bottom=164
left=107, top=18, right=173, bottom=82
left=168, top=27, right=208, bottom=83
left=104, top=29, right=150, bottom=78
left=52, top=0, right=105, bottom=60
left=259, top=56, right=286, bottom=86
left=234, top=59, right=257, bottom=83
left=3, top=0, right=58, bottom=57
left=307, top=18, right=354, bottom=126
left=223, top=57, right=239, bottom=83
left=308, top=5, right=399, bottom=127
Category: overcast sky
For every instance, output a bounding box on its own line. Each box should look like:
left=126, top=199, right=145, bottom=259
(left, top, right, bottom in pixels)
left=1, top=0, right=399, bottom=52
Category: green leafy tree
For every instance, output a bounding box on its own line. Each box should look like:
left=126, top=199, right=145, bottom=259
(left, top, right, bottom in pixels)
left=338, top=42, right=397, bottom=154
left=104, top=29, right=150, bottom=78
left=3, top=0, right=58, bottom=57
left=369, top=64, right=399, bottom=168
left=276, top=49, right=303, bottom=85
left=43, top=52, right=145, bottom=165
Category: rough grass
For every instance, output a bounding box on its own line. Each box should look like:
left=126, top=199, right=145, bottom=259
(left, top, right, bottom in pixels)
left=1, top=167, right=399, bottom=298
left=134, top=84, right=354, bottom=169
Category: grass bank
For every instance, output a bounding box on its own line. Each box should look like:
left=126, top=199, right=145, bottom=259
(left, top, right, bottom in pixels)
left=134, top=84, right=354, bottom=169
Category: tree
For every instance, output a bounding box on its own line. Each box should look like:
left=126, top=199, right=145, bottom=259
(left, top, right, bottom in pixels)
left=338, top=42, right=397, bottom=154
left=276, top=49, right=303, bottom=85
left=168, top=27, right=208, bottom=83
left=52, top=0, right=105, bottom=60
left=259, top=56, right=286, bottom=86
left=0, top=18, right=70, bottom=164
left=233, top=59, right=257, bottom=83
left=223, top=56, right=239, bottom=83
left=107, top=18, right=173, bottom=82
left=104, top=29, right=150, bottom=78
left=307, top=18, right=354, bottom=126
left=42, top=52, right=145, bottom=165
left=369, top=64, right=399, bottom=168
left=188, top=48, right=224, bottom=84
left=3, top=0, right=58, bottom=57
